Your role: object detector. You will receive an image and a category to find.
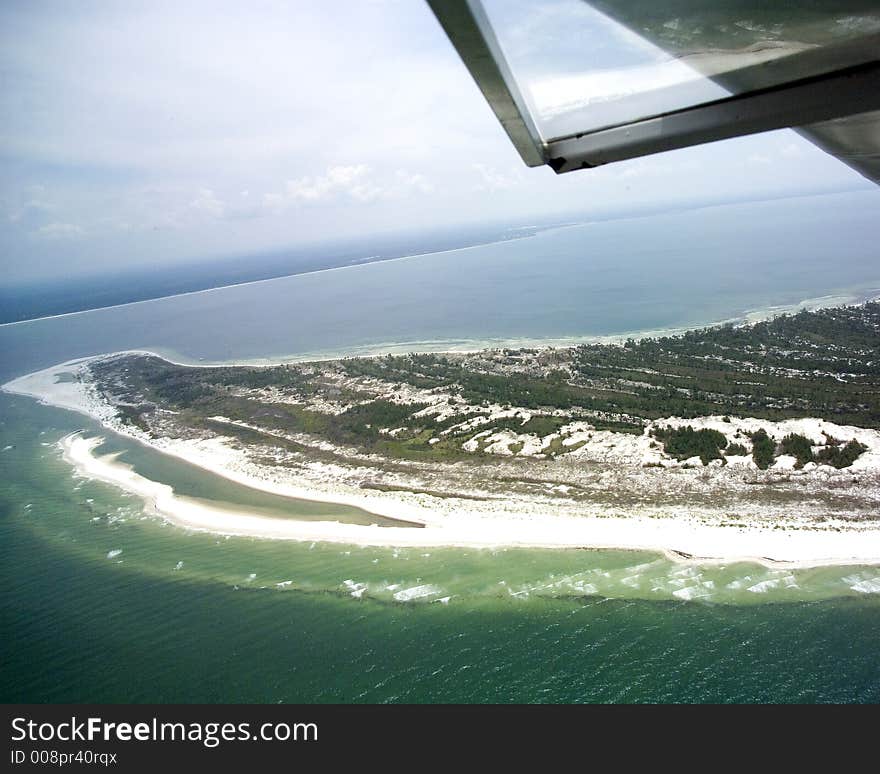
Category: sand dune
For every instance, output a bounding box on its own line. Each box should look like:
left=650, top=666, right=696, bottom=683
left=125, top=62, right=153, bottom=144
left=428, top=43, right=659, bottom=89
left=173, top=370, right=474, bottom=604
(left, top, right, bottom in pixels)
left=7, top=356, right=880, bottom=567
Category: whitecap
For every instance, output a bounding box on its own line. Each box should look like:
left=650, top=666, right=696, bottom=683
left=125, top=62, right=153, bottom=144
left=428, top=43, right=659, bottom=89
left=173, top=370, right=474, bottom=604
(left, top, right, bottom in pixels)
left=747, top=579, right=780, bottom=593
left=343, top=579, right=368, bottom=598
left=393, top=584, right=441, bottom=602
left=850, top=577, right=880, bottom=593
left=672, top=585, right=710, bottom=600
left=625, top=561, right=661, bottom=573
left=106, top=549, right=122, bottom=559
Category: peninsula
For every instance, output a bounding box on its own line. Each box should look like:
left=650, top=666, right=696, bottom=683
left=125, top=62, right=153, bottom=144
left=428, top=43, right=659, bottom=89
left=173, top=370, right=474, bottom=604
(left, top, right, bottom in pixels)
left=5, top=303, right=880, bottom=566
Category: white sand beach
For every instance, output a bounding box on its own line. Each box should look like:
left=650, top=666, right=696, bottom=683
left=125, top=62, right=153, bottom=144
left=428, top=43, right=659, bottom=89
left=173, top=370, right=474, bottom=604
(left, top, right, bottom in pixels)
left=6, top=356, right=880, bottom=567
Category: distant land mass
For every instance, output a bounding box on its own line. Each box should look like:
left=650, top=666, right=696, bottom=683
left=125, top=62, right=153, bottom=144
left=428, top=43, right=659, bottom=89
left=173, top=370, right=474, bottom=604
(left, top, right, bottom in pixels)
left=0, top=220, right=553, bottom=325
left=3, top=189, right=859, bottom=325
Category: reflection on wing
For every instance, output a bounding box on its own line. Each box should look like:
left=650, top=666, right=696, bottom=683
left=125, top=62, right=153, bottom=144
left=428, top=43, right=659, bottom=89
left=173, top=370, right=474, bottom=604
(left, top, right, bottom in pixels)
left=428, top=0, right=880, bottom=183
left=588, top=1, right=880, bottom=183
left=798, top=111, right=880, bottom=184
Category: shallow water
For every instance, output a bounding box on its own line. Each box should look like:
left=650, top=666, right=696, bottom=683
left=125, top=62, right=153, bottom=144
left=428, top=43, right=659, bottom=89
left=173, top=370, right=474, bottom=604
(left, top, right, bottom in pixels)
left=2, top=394, right=878, bottom=702
left=91, top=432, right=412, bottom=528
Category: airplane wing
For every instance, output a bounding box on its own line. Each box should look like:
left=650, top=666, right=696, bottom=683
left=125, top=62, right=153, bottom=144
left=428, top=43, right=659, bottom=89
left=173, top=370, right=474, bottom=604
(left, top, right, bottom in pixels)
left=427, top=0, right=880, bottom=183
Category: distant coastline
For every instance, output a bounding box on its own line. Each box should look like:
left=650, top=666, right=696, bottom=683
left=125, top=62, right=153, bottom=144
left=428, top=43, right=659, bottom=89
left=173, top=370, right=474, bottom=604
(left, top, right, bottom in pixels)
left=0, top=224, right=546, bottom=326
left=5, top=186, right=873, bottom=327
left=50, top=287, right=879, bottom=372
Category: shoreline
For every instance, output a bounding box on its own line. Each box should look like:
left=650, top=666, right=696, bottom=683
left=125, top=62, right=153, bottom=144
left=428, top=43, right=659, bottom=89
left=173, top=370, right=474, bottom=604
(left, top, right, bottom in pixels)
left=57, top=432, right=880, bottom=568
left=5, top=286, right=878, bottom=378
left=0, top=229, right=543, bottom=329
left=5, top=355, right=880, bottom=568
left=4, top=187, right=873, bottom=330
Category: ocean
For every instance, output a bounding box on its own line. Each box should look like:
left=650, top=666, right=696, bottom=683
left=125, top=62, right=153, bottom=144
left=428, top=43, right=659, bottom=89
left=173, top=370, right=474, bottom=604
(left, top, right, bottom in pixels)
left=1, top=189, right=879, bottom=703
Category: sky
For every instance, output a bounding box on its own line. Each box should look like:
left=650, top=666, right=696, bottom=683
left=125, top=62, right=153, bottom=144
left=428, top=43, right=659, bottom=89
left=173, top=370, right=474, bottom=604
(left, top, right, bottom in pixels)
left=0, top=0, right=873, bottom=285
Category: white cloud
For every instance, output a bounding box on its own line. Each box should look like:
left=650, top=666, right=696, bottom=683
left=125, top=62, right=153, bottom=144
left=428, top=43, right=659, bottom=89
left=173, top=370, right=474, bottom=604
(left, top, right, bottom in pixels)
left=190, top=188, right=225, bottom=217
left=5, top=185, right=55, bottom=224
left=272, top=165, right=372, bottom=205
left=395, top=169, right=434, bottom=195
left=32, top=222, right=84, bottom=240
left=262, top=165, right=433, bottom=210
left=472, top=163, right=521, bottom=191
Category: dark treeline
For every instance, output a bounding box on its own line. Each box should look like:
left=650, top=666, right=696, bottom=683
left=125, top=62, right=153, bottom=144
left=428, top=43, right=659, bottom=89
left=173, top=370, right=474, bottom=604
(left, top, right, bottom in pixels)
left=90, top=303, right=879, bottom=464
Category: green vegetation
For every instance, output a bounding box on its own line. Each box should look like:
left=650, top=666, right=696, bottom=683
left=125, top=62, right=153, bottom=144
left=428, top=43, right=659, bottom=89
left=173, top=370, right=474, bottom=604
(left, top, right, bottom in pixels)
left=572, top=303, right=880, bottom=428
left=342, top=354, right=643, bottom=432
left=488, top=415, right=571, bottom=438
left=89, top=304, right=879, bottom=468
left=653, top=425, right=728, bottom=465
left=750, top=429, right=776, bottom=470
left=817, top=439, right=869, bottom=469
left=341, top=303, right=880, bottom=430
left=779, top=433, right=814, bottom=469
left=115, top=404, right=152, bottom=435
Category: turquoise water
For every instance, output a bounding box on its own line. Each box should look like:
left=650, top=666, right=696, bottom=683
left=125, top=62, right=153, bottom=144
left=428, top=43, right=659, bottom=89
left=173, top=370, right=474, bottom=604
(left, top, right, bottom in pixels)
left=0, top=398, right=880, bottom=702
left=2, top=191, right=880, bottom=702
left=90, top=433, right=415, bottom=528
left=2, top=396, right=878, bottom=703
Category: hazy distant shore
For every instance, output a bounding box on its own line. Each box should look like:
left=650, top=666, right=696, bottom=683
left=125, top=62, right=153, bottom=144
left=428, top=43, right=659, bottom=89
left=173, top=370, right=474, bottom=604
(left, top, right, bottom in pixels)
left=0, top=225, right=546, bottom=327
left=9, top=287, right=874, bottom=377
